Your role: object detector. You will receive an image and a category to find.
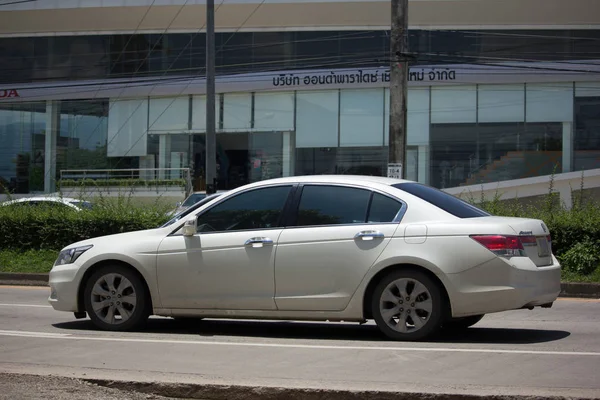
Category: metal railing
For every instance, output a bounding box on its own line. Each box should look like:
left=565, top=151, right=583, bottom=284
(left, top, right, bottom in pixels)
left=59, top=168, right=193, bottom=196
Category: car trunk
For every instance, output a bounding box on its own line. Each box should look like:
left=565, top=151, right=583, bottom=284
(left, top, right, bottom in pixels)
left=477, top=217, right=553, bottom=267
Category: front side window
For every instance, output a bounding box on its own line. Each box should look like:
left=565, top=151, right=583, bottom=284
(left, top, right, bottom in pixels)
left=196, top=186, right=292, bottom=232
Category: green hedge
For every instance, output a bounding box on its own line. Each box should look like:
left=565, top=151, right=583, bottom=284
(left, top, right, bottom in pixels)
left=0, top=197, right=171, bottom=251
left=58, top=178, right=186, bottom=188
left=1, top=177, right=600, bottom=278
left=472, top=186, right=600, bottom=276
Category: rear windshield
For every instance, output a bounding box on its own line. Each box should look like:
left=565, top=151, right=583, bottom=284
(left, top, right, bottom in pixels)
left=392, top=183, right=490, bottom=219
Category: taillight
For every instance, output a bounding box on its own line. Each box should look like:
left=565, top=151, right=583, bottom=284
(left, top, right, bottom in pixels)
left=470, top=235, right=526, bottom=257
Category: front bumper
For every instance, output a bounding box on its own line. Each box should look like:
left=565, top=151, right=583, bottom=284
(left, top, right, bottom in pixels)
left=48, top=263, right=82, bottom=312
left=445, top=255, right=561, bottom=318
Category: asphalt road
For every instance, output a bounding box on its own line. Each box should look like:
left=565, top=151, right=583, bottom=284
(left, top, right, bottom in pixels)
left=1, top=285, right=599, bottom=399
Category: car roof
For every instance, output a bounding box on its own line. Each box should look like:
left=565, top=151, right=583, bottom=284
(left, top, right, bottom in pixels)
left=245, top=175, right=413, bottom=187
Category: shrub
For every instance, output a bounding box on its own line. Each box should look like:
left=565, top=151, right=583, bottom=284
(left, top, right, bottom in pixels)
left=469, top=173, right=600, bottom=273
left=0, top=193, right=172, bottom=251
left=557, top=241, right=600, bottom=275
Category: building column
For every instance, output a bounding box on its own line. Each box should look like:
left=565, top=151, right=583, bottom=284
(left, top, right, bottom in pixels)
left=418, top=145, right=430, bottom=185
left=158, top=134, right=171, bottom=180
left=562, top=122, right=573, bottom=173
left=44, top=100, right=59, bottom=193
left=559, top=184, right=573, bottom=210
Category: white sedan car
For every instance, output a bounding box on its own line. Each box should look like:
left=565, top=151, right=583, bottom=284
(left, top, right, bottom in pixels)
left=48, top=175, right=561, bottom=341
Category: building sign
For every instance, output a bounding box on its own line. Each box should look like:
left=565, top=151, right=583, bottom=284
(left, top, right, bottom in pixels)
left=387, top=163, right=403, bottom=179
left=0, top=89, right=19, bottom=98
left=272, top=68, right=457, bottom=88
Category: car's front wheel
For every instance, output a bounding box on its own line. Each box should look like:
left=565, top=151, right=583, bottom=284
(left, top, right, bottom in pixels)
left=371, top=270, right=445, bottom=341
left=83, top=265, right=150, bottom=331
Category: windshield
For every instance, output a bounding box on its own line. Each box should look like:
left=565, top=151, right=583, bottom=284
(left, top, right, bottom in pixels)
left=392, top=182, right=490, bottom=219
left=161, top=193, right=223, bottom=228
left=181, top=193, right=207, bottom=208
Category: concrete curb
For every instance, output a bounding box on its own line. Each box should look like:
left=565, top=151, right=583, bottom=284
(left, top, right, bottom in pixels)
left=1, top=272, right=599, bottom=299
left=86, top=378, right=600, bottom=400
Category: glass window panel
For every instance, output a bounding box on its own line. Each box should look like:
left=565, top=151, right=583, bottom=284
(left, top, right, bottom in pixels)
left=0, top=102, right=45, bottom=194
left=574, top=96, right=600, bottom=171
left=254, top=92, right=294, bottom=131
left=196, top=185, right=292, bottom=232
left=526, top=83, right=574, bottom=123
left=295, top=148, right=338, bottom=175
left=218, top=33, right=254, bottom=74
left=296, top=185, right=371, bottom=226
left=0, top=37, right=34, bottom=84
left=107, top=99, right=148, bottom=157
left=58, top=100, right=109, bottom=172
left=336, top=147, right=387, bottom=176
left=253, top=32, right=295, bottom=69
left=575, top=82, right=600, bottom=97
left=191, top=95, right=221, bottom=132
left=148, top=96, right=189, bottom=133
left=431, top=85, right=477, bottom=124
left=296, top=91, right=339, bottom=148
left=223, top=93, right=252, bottom=131
left=478, top=84, right=525, bottom=123
left=340, top=89, right=384, bottom=147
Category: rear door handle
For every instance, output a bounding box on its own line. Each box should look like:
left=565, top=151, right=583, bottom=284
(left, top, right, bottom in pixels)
left=244, top=237, right=274, bottom=248
left=354, top=230, right=385, bottom=241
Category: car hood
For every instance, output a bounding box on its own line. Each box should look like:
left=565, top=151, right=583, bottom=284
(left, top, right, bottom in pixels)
left=61, top=227, right=166, bottom=252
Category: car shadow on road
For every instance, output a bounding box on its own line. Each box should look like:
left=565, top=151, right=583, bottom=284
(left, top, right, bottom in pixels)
left=52, top=318, right=570, bottom=344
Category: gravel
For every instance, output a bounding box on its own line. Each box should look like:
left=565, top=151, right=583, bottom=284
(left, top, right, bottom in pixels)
left=0, top=373, right=184, bottom=400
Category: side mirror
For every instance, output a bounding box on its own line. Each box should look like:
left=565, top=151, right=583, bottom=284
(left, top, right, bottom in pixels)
left=175, top=201, right=182, bottom=207
left=182, top=217, right=197, bottom=237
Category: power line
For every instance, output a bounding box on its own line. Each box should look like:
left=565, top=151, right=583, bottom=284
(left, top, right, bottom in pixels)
left=0, top=0, right=37, bottom=6
left=112, top=0, right=267, bottom=166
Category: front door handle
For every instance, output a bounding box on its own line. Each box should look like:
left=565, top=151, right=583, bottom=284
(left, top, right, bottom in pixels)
left=244, top=237, right=274, bottom=248
left=354, top=230, right=385, bottom=241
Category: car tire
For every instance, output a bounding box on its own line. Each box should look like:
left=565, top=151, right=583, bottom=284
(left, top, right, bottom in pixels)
left=443, top=314, right=485, bottom=330
left=371, top=269, right=445, bottom=341
left=84, top=265, right=150, bottom=332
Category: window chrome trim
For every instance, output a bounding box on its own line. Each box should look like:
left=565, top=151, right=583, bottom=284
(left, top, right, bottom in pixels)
left=168, top=183, right=296, bottom=236
left=283, top=181, right=409, bottom=229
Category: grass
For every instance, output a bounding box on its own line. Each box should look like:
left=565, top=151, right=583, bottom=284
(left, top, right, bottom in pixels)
left=0, top=249, right=57, bottom=274
left=561, top=267, right=600, bottom=283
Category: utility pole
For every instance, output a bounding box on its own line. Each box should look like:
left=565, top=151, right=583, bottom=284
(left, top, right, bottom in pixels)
left=388, top=0, right=408, bottom=180
left=205, top=0, right=217, bottom=194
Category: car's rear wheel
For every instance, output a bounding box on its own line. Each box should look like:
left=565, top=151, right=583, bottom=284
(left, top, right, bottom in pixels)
left=84, top=265, right=150, bottom=331
left=443, top=314, right=485, bottom=330
left=371, top=270, right=445, bottom=341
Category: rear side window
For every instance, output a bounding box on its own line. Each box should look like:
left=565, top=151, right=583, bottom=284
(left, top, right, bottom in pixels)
left=296, top=185, right=371, bottom=226
left=293, top=185, right=404, bottom=227
left=393, top=182, right=489, bottom=219
left=368, top=193, right=403, bottom=223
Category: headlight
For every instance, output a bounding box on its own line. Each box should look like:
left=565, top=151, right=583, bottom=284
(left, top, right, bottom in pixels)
left=54, top=245, right=93, bottom=266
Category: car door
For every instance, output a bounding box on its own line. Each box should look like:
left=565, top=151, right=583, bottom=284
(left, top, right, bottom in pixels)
left=156, top=184, right=295, bottom=310
left=274, top=184, right=406, bottom=311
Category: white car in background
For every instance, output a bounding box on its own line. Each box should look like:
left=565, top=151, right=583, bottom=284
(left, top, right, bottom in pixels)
left=48, top=175, right=561, bottom=341
left=168, top=190, right=228, bottom=217
left=1, top=196, right=93, bottom=211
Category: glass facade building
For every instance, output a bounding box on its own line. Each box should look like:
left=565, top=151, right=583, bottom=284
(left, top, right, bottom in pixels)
left=1, top=29, right=600, bottom=193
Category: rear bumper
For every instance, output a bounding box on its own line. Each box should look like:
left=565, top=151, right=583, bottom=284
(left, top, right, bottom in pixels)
left=445, top=255, right=561, bottom=318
